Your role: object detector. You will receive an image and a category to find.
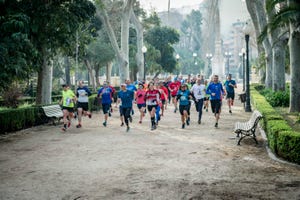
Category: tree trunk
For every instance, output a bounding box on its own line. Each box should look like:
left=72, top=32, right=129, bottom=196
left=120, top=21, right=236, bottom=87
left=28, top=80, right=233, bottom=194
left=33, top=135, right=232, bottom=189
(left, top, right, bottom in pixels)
left=106, top=61, right=112, bottom=83
left=245, top=0, right=273, bottom=88
left=36, top=47, right=52, bottom=105
left=84, top=59, right=96, bottom=92
left=288, top=18, right=300, bottom=112
left=272, top=41, right=286, bottom=91
left=64, top=57, right=71, bottom=85
left=130, top=9, right=144, bottom=81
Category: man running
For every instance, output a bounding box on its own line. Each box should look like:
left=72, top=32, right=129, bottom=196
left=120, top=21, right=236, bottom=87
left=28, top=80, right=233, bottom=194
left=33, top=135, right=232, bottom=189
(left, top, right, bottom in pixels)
left=60, top=84, right=76, bottom=132
left=97, top=81, right=113, bottom=127
left=190, top=78, right=206, bottom=124
left=223, top=74, right=237, bottom=114
left=168, top=78, right=180, bottom=113
left=206, top=75, right=225, bottom=128
left=117, top=83, right=135, bottom=132
left=76, top=80, right=92, bottom=128
left=135, top=83, right=146, bottom=124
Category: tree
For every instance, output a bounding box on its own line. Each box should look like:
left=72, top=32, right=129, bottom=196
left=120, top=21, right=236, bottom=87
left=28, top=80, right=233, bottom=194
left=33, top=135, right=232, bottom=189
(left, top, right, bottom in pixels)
left=8, top=0, right=96, bottom=104
left=0, top=1, right=37, bottom=91
left=145, top=26, right=180, bottom=76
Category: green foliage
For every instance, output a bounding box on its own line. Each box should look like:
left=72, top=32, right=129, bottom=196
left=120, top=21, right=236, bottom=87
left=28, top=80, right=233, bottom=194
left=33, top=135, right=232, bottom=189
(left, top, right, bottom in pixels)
left=145, top=26, right=180, bottom=73
left=0, top=106, right=43, bottom=133
left=252, top=86, right=300, bottom=164
left=277, top=131, right=300, bottom=164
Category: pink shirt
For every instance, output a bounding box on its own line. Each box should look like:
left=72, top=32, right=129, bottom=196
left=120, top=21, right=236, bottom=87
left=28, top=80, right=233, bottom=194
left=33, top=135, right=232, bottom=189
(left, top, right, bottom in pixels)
left=136, top=89, right=146, bottom=104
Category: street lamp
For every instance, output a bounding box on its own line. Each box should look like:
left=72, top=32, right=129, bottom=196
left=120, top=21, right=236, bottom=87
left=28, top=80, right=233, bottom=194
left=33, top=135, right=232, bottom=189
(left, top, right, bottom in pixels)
left=206, top=53, right=213, bottom=77
left=244, top=22, right=252, bottom=112
left=240, top=48, right=246, bottom=92
left=142, top=46, right=147, bottom=81
left=176, top=54, right=180, bottom=75
left=224, top=51, right=232, bottom=75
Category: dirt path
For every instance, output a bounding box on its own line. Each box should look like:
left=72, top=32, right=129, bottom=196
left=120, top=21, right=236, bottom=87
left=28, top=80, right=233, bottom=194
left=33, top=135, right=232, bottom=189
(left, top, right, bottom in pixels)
left=0, top=96, right=299, bottom=200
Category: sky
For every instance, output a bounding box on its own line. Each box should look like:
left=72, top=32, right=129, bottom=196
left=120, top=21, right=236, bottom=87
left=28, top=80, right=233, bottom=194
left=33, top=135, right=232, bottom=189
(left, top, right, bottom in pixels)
left=138, top=0, right=250, bottom=35
left=138, top=0, right=204, bottom=12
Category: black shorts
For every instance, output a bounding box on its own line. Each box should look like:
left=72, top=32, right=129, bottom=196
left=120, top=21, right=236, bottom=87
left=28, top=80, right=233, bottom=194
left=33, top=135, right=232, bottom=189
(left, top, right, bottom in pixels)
left=147, top=105, right=158, bottom=112
left=161, top=100, right=166, bottom=105
left=179, top=105, right=189, bottom=115
left=226, top=92, right=235, bottom=100
left=102, top=104, right=111, bottom=114
left=62, top=106, right=74, bottom=113
left=77, top=102, right=89, bottom=111
left=210, top=99, right=222, bottom=114
left=137, top=103, right=146, bottom=109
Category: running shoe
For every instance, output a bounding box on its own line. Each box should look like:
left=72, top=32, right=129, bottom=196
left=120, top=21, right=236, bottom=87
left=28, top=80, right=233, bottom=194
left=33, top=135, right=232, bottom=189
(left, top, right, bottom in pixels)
left=151, top=125, right=156, bottom=130
left=88, top=113, right=92, bottom=118
left=76, top=124, right=82, bottom=128
left=215, top=122, right=218, bottom=128
left=198, top=120, right=201, bottom=124
left=120, top=122, right=124, bottom=126
left=61, top=127, right=67, bottom=132
left=103, top=121, right=107, bottom=127
left=126, top=126, right=130, bottom=132
left=182, top=123, right=185, bottom=129
left=229, top=110, right=232, bottom=114
left=139, top=121, right=142, bottom=124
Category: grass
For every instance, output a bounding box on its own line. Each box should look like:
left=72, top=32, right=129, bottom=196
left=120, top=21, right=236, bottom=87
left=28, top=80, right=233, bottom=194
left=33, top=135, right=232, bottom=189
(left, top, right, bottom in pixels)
left=276, top=107, right=300, bottom=132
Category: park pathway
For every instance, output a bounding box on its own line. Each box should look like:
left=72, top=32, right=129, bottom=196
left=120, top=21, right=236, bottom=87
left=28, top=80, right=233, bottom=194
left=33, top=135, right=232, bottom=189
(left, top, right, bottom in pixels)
left=0, top=87, right=299, bottom=200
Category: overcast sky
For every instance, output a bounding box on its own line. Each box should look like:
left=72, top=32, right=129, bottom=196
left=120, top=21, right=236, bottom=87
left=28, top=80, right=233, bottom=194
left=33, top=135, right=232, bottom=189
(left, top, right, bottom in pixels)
left=139, top=0, right=250, bottom=35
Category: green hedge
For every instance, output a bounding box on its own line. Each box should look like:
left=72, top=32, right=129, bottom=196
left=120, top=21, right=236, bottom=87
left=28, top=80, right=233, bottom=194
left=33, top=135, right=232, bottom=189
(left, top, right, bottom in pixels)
left=0, top=106, right=47, bottom=134
left=251, top=85, right=300, bottom=164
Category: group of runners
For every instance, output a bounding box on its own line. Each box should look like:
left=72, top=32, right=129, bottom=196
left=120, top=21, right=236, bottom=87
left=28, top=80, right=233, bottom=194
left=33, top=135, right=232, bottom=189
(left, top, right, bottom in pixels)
left=60, top=74, right=237, bottom=132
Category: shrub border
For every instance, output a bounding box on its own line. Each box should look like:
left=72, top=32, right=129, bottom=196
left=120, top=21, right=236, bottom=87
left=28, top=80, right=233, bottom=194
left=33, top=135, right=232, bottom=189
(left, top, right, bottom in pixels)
left=251, top=85, right=300, bottom=164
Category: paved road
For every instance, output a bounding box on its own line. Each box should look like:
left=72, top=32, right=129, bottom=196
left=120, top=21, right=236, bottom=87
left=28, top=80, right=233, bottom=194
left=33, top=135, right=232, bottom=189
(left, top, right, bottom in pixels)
left=0, top=94, right=299, bottom=200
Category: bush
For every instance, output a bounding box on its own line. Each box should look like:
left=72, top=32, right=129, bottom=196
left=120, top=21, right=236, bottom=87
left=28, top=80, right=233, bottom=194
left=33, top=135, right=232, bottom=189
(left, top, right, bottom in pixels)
left=277, top=131, right=300, bottom=164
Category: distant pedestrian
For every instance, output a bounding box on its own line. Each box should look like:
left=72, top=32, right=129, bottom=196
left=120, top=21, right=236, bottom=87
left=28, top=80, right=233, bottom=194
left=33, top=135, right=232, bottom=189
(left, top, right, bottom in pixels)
left=206, top=75, right=225, bottom=128
left=60, top=84, right=77, bottom=132
left=76, top=80, right=92, bottom=128
left=117, top=83, right=135, bottom=132
left=223, top=74, right=237, bottom=114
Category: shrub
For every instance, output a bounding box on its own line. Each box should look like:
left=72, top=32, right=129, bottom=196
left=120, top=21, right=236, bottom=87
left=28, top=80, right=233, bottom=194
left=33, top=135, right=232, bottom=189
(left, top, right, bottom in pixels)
left=277, top=131, right=300, bottom=164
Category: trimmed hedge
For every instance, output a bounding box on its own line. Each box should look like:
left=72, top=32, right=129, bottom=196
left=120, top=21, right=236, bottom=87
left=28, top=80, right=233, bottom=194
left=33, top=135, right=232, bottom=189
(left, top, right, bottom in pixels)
left=251, top=85, right=300, bottom=164
left=0, top=106, right=47, bottom=134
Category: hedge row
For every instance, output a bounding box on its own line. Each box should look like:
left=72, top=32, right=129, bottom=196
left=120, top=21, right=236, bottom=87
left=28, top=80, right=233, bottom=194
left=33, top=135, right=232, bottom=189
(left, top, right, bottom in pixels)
left=251, top=86, right=300, bottom=164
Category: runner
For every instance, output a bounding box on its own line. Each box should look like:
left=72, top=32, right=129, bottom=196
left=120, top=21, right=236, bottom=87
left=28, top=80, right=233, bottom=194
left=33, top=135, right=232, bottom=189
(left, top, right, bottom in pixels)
left=145, top=82, right=161, bottom=130
left=203, top=79, right=210, bottom=112
left=206, top=75, right=225, bottom=128
left=176, top=83, right=193, bottom=129
left=107, top=81, right=116, bottom=117
left=76, top=80, right=92, bottom=128
left=97, top=81, right=113, bottom=127
left=126, top=79, right=137, bottom=119
left=60, top=84, right=77, bottom=132
left=223, top=74, right=237, bottom=114
left=158, top=81, right=169, bottom=116
left=135, top=83, right=146, bottom=124
left=117, top=83, right=135, bottom=132
left=190, top=78, right=206, bottom=124
left=168, top=78, right=180, bottom=113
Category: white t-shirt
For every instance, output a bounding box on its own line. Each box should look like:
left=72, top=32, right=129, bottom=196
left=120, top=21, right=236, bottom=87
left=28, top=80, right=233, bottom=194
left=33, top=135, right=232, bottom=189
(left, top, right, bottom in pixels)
left=190, top=84, right=206, bottom=100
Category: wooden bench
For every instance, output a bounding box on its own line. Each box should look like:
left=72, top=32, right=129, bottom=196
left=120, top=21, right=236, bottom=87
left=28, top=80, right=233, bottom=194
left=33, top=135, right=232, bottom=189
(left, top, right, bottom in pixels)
left=42, top=105, right=63, bottom=125
left=234, top=110, right=263, bottom=145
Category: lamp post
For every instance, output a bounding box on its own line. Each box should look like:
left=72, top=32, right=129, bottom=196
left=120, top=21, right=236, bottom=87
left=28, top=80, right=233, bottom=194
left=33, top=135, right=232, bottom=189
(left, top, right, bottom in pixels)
left=244, top=22, right=252, bottom=112
left=241, top=48, right=246, bottom=92
left=176, top=54, right=180, bottom=75
left=206, top=53, right=213, bottom=77
left=142, top=46, right=147, bottom=81
left=224, top=52, right=232, bottom=75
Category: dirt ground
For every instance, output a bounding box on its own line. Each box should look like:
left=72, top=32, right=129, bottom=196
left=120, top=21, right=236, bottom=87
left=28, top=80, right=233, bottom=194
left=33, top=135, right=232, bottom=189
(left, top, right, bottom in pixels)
left=0, top=96, right=299, bottom=200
